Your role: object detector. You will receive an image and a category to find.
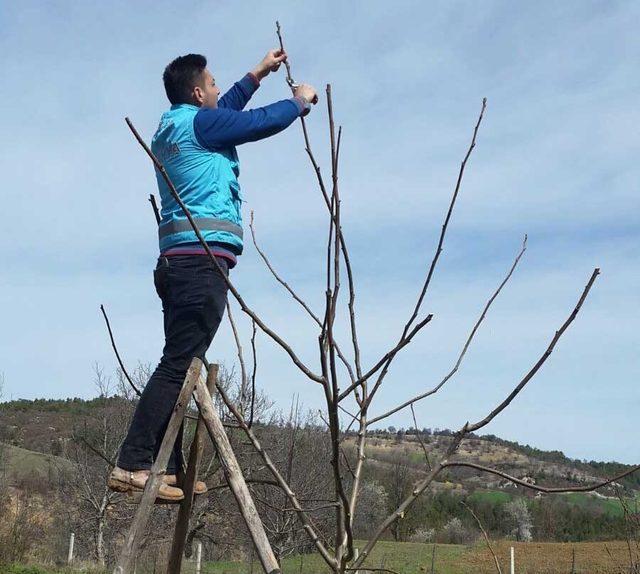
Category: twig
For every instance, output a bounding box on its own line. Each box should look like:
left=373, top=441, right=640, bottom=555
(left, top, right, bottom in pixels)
left=249, top=319, right=257, bottom=428
left=462, top=501, right=502, bottom=574
left=358, top=98, right=488, bottom=410
left=276, top=21, right=363, bottom=391
left=338, top=314, right=433, bottom=402
left=226, top=301, right=248, bottom=416
left=368, top=234, right=527, bottom=425
left=275, top=21, right=295, bottom=90
left=410, top=404, right=431, bottom=471
left=99, top=304, right=141, bottom=397
left=148, top=194, right=161, bottom=225
left=405, top=98, right=487, bottom=335
left=466, top=268, right=600, bottom=433
left=250, top=211, right=356, bottom=384
left=74, top=434, right=116, bottom=467
left=352, top=434, right=464, bottom=570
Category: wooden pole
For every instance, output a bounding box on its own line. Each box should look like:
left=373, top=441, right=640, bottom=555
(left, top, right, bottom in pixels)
left=167, top=363, right=219, bottom=574
left=67, top=532, right=75, bottom=564
left=193, top=379, right=281, bottom=574
left=114, top=358, right=203, bottom=574
left=510, top=546, right=515, bottom=574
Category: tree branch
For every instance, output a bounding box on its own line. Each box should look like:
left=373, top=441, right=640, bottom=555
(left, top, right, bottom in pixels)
left=466, top=268, right=600, bottom=433
left=99, top=304, right=141, bottom=397
left=461, top=501, right=502, bottom=574
left=444, top=461, right=640, bottom=493
left=215, top=380, right=337, bottom=569
left=368, top=234, right=527, bottom=425
left=125, top=117, right=324, bottom=385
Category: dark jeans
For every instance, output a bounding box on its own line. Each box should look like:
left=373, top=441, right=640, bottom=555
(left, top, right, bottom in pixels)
left=117, top=255, right=229, bottom=474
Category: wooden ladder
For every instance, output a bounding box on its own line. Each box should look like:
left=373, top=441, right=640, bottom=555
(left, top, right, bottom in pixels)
left=113, top=358, right=280, bottom=574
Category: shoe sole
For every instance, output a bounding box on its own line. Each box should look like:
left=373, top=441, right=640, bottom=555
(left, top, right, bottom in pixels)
left=108, top=477, right=184, bottom=504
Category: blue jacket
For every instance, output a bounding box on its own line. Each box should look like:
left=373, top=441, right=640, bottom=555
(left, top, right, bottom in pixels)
left=151, top=73, right=306, bottom=256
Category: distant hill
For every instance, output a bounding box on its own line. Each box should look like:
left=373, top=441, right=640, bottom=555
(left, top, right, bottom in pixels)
left=1, top=396, right=638, bottom=546
left=0, top=442, right=74, bottom=486
left=1, top=396, right=638, bottom=496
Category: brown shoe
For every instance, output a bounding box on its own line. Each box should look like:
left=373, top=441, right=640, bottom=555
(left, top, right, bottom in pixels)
left=108, top=466, right=184, bottom=503
left=164, top=474, right=208, bottom=495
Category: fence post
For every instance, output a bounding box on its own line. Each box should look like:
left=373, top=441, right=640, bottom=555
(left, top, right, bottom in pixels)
left=67, top=532, right=75, bottom=564
left=196, top=541, right=202, bottom=574
left=510, top=546, right=515, bottom=574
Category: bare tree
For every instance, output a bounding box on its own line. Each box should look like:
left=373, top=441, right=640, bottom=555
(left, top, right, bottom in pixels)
left=63, top=364, right=133, bottom=565
left=121, top=22, right=640, bottom=573
left=504, top=498, right=533, bottom=542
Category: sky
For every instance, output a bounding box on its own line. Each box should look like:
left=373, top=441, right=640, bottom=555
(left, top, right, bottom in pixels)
left=0, top=1, right=638, bottom=464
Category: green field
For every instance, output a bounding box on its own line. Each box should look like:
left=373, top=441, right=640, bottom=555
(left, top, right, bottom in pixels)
left=468, top=488, right=639, bottom=518
left=5, top=540, right=637, bottom=574
left=197, top=540, right=636, bottom=574
left=0, top=442, right=73, bottom=484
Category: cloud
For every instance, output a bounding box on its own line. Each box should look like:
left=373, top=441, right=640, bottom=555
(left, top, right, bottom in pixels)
left=0, top=1, right=638, bottom=463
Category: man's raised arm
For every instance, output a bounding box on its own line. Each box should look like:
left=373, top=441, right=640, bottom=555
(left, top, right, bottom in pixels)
left=195, top=84, right=316, bottom=149
left=218, top=49, right=288, bottom=111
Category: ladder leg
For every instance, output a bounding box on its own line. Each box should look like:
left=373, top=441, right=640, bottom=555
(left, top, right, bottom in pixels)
left=194, top=378, right=281, bottom=574
left=114, top=358, right=203, bottom=574
left=167, top=363, right=219, bottom=574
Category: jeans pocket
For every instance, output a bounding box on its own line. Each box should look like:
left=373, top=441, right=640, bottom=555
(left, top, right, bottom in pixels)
left=153, top=258, right=170, bottom=300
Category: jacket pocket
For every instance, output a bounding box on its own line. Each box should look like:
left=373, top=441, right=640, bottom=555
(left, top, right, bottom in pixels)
left=229, top=181, right=243, bottom=220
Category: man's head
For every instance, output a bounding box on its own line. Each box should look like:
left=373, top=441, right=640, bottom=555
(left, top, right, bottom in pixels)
left=162, top=54, right=220, bottom=108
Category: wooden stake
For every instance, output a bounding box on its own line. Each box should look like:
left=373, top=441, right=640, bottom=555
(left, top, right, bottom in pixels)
left=193, top=379, right=281, bottom=574
left=113, top=358, right=203, bottom=574
left=196, top=541, right=202, bottom=574
left=167, top=363, right=219, bottom=574
left=67, top=532, right=75, bottom=564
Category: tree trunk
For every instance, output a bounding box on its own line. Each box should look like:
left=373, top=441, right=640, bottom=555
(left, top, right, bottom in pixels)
left=96, top=493, right=109, bottom=565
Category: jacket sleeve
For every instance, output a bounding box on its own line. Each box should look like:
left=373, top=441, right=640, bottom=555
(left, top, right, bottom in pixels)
left=218, top=73, right=260, bottom=111
left=194, top=98, right=307, bottom=149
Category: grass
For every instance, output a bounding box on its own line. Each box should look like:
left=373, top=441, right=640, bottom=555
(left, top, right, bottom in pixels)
left=0, top=442, right=73, bottom=484
left=7, top=540, right=638, bottom=573
left=197, top=540, right=636, bottom=574
left=467, top=489, right=640, bottom=518
left=200, top=541, right=465, bottom=574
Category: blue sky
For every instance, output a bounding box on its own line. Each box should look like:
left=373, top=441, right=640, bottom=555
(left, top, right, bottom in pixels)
left=1, top=1, right=638, bottom=464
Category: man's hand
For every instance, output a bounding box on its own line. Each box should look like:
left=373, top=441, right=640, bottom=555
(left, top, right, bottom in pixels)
left=294, top=84, right=318, bottom=106
left=252, top=49, right=287, bottom=81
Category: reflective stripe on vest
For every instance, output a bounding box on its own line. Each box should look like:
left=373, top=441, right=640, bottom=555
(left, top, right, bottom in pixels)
left=158, top=217, right=244, bottom=240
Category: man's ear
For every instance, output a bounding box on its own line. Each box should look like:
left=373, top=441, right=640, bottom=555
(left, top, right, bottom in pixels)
left=192, top=86, right=204, bottom=105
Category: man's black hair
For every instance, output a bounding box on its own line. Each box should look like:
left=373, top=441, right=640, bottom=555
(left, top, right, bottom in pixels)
left=163, top=54, right=207, bottom=105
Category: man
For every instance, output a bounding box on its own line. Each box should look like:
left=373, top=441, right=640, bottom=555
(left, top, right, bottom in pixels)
left=108, top=50, right=317, bottom=501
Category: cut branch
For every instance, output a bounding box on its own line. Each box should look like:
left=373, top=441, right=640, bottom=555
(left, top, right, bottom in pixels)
left=148, top=193, right=161, bottom=225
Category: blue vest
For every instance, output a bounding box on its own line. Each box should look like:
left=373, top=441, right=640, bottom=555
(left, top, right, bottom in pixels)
left=151, top=104, right=244, bottom=254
